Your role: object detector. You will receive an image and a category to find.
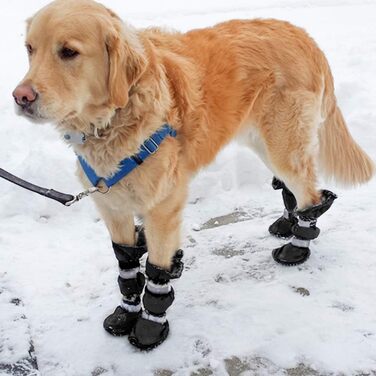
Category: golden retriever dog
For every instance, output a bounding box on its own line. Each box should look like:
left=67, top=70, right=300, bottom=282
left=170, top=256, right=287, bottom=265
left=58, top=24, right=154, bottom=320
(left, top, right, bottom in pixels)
left=13, top=0, right=374, bottom=350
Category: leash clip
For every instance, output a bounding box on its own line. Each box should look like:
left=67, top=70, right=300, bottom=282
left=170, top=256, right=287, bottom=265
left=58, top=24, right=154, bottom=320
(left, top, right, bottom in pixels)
left=64, top=186, right=99, bottom=206
left=65, top=179, right=111, bottom=206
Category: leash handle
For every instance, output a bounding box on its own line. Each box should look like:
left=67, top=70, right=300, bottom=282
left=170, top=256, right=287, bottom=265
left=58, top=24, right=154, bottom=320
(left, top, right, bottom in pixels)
left=0, top=167, right=78, bottom=206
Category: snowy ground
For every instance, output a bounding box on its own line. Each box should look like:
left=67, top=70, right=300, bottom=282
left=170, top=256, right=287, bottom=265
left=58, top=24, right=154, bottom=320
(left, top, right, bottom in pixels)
left=1, top=1, right=376, bottom=375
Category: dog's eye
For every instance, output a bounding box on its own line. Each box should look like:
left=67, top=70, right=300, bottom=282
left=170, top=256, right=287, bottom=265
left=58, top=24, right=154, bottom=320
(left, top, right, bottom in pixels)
left=59, top=47, right=79, bottom=60
left=26, top=44, right=33, bottom=55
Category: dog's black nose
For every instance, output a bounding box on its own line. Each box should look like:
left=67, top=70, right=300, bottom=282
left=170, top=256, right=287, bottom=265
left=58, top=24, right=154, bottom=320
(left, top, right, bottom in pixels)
left=12, top=84, right=38, bottom=107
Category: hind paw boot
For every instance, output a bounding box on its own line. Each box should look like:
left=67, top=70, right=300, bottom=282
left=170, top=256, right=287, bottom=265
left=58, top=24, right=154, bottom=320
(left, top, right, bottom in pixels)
left=128, top=250, right=184, bottom=350
left=272, top=190, right=337, bottom=266
left=269, top=177, right=298, bottom=239
left=103, top=226, right=147, bottom=336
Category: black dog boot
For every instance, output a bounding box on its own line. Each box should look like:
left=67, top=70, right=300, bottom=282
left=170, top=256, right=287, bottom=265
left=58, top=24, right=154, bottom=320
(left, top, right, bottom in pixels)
left=272, top=190, right=337, bottom=266
left=128, top=250, right=184, bottom=350
left=269, top=177, right=298, bottom=239
left=104, top=226, right=147, bottom=336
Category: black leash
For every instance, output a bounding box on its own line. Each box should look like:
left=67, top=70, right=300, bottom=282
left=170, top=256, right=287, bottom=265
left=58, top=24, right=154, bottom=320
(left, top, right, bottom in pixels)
left=0, top=167, right=101, bottom=206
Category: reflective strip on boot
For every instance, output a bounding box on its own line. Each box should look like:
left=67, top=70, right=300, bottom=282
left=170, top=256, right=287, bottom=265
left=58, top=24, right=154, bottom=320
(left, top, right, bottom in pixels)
left=142, top=311, right=167, bottom=324
left=147, top=280, right=171, bottom=295
left=120, top=273, right=143, bottom=312
left=298, top=218, right=316, bottom=228
left=291, top=218, right=317, bottom=248
left=119, top=267, right=139, bottom=279
left=291, top=237, right=311, bottom=248
left=121, top=299, right=142, bottom=313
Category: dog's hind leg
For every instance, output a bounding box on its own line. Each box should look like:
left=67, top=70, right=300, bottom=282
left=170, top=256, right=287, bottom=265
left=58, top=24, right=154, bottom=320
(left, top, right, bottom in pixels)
left=258, top=89, right=337, bottom=265
left=128, top=185, right=186, bottom=350
left=271, top=185, right=337, bottom=266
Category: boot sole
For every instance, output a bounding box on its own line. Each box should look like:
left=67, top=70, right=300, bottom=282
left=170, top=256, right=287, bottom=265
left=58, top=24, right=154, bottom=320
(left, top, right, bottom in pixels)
left=272, top=248, right=311, bottom=266
left=128, top=322, right=169, bottom=351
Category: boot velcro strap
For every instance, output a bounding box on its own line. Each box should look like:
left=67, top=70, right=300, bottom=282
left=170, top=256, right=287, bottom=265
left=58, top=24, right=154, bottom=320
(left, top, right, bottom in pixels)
left=146, top=250, right=184, bottom=283
left=118, top=272, right=145, bottom=297
left=113, top=244, right=146, bottom=269
left=272, top=178, right=297, bottom=212
left=282, top=187, right=297, bottom=212
left=143, top=287, right=175, bottom=316
left=113, top=228, right=147, bottom=268
left=292, top=223, right=320, bottom=240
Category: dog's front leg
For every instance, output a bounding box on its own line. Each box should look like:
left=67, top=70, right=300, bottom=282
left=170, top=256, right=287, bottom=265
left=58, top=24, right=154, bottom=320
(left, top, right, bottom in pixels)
left=128, top=187, right=186, bottom=350
left=97, top=208, right=137, bottom=246
left=95, top=207, right=148, bottom=337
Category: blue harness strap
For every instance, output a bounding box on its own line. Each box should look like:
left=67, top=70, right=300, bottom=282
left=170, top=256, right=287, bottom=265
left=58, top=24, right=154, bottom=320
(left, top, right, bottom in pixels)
left=78, top=124, right=177, bottom=188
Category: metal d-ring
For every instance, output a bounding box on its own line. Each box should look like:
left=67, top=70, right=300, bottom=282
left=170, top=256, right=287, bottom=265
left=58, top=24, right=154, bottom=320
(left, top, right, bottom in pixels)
left=96, top=179, right=111, bottom=194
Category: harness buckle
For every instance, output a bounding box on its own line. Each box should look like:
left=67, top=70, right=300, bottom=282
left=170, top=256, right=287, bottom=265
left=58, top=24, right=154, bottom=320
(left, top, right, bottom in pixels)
left=142, top=137, right=159, bottom=155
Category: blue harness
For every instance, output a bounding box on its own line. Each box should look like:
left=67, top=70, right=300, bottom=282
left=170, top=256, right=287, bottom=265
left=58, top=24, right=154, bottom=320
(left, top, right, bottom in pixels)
left=78, top=124, right=177, bottom=188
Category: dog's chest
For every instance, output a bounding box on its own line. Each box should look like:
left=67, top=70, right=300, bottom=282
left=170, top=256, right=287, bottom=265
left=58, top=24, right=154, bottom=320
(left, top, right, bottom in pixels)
left=78, top=159, right=175, bottom=216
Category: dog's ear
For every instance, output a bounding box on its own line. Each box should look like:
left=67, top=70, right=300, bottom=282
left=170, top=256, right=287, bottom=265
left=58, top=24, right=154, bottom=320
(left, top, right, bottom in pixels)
left=106, top=21, right=147, bottom=108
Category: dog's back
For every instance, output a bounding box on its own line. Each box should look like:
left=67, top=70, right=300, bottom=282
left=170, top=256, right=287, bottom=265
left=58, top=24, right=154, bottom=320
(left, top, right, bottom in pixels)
left=168, top=19, right=374, bottom=199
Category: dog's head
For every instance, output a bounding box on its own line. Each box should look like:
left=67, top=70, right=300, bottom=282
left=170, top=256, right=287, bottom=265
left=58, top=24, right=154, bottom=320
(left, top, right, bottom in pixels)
left=13, top=0, right=146, bottom=132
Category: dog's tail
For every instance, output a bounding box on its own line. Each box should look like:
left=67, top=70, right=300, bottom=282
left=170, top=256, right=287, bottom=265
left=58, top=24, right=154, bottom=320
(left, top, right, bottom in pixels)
left=318, top=105, right=374, bottom=186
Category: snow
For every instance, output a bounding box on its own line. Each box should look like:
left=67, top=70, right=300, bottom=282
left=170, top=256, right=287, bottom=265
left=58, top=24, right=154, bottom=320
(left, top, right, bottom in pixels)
left=1, top=1, right=376, bottom=375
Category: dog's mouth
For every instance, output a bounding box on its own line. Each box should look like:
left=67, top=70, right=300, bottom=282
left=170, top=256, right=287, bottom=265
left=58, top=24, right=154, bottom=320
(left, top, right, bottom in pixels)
left=15, top=103, right=50, bottom=124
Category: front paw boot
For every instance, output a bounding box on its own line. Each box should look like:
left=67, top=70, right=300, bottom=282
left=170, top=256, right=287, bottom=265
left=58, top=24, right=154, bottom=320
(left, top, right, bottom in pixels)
left=103, top=226, right=147, bottom=336
left=128, top=250, right=184, bottom=350
left=272, top=190, right=337, bottom=266
left=103, top=272, right=145, bottom=336
left=269, top=177, right=298, bottom=239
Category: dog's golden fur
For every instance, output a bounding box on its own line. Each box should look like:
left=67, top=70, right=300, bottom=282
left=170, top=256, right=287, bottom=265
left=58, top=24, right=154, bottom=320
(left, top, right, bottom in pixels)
left=17, top=0, right=374, bottom=269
